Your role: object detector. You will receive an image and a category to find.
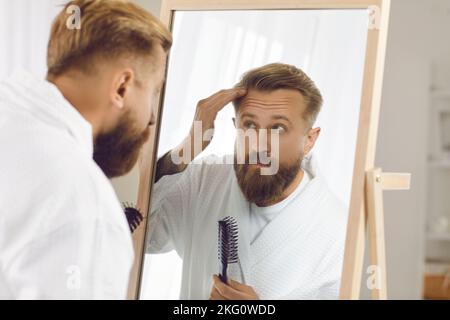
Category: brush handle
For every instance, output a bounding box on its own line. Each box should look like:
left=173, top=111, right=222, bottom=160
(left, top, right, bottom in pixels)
left=219, top=263, right=228, bottom=284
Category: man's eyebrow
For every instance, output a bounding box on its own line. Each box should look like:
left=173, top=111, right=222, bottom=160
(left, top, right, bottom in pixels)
left=271, top=115, right=292, bottom=125
left=240, top=112, right=256, bottom=119
left=240, top=113, right=293, bottom=126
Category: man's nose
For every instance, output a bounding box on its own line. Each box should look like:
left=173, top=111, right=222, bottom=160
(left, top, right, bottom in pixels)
left=248, top=134, right=271, bottom=157
left=258, top=129, right=272, bottom=155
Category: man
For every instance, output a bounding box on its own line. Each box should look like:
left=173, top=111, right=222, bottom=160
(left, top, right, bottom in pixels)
left=148, top=63, right=348, bottom=300
left=0, top=0, right=172, bottom=299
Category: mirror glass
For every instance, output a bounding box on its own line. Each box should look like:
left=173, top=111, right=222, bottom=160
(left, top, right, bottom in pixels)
left=140, top=9, right=369, bottom=300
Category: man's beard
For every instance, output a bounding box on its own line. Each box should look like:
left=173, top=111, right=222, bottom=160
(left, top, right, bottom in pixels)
left=93, top=112, right=150, bottom=178
left=233, top=152, right=302, bottom=206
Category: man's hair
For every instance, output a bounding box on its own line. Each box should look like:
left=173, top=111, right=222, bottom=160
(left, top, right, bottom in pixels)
left=47, top=0, right=172, bottom=77
left=233, top=63, right=323, bottom=127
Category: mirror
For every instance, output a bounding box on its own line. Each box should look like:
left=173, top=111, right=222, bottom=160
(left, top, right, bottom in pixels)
left=139, top=7, right=373, bottom=300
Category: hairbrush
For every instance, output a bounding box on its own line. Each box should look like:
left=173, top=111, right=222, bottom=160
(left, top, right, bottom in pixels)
left=122, top=202, right=144, bottom=233
left=218, top=216, right=239, bottom=284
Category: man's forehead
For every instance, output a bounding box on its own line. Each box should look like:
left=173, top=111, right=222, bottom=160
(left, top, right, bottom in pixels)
left=238, top=89, right=305, bottom=114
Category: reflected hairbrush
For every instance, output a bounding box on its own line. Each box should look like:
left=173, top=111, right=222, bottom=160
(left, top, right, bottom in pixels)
left=218, top=216, right=239, bottom=284
left=122, top=202, right=143, bottom=233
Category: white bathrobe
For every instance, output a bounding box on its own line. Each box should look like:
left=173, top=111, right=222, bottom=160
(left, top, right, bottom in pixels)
left=148, top=154, right=348, bottom=300
left=0, top=70, right=133, bottom=299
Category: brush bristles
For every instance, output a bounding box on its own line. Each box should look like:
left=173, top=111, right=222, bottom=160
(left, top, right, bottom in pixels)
left=122, top=202, right=144, bottom=233
left=218, top=216, right=239, bottom=264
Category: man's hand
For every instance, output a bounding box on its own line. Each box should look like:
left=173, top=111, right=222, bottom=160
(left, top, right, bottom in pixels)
left=178, top=88, right=247, bottom=158
left=155, top=88, right=247, bottom=181
left=209, top=275, right=259, bottom=300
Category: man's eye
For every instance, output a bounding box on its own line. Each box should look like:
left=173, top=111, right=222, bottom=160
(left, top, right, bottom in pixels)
left=271, top=124, right=286, bottom=133
left=244, top=121, right=257, bottom=129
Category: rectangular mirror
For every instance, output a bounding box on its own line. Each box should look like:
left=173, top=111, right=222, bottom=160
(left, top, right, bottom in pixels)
left=131, top=0, right=390, bottom=300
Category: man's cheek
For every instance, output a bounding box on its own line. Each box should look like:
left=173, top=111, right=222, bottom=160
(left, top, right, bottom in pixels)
left=279, top=138, right=302, bottom=158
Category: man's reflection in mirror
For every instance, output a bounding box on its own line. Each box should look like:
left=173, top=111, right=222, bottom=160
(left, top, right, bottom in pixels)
left=147, top=63, right=347, bottom=300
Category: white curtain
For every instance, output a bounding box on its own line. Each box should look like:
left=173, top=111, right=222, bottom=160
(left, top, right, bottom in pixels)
left=141, top=9, right=369, bottom=299
left=0, top=0, right=64, bottom=79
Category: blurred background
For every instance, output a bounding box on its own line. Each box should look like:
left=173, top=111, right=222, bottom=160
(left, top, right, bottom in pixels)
left=1, top=0, right=449, bottom=299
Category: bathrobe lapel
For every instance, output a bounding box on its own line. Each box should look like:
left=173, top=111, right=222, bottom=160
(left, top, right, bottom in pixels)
left=223, top=169, right=329, bottom=286
left=248, top=176, right=327, bottom=270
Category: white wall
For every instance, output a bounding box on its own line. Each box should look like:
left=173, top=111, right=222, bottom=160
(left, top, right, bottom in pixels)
left=0, top=0, right=63, bottom=79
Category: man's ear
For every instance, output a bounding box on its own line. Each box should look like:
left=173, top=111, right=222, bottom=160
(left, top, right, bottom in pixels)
left=303, top=127, right=321, bottom=156
left=111, top=69, right=134, bottom=110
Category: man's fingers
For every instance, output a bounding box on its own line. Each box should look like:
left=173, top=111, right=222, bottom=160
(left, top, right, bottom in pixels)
left=210, top=287, right=226, bottom=300
left=213, top=275, right=241, bottom=299
left=210, top=88, right=247, bottom=111
left=201, top=88, right=247, bottom=111
left=214, top=275, right=246, bottom=290
left=229, top=279, right=250, bottom=291
left=198, top=89, right=227, bottom=105
left=205, top=88, right=246, bottom=103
